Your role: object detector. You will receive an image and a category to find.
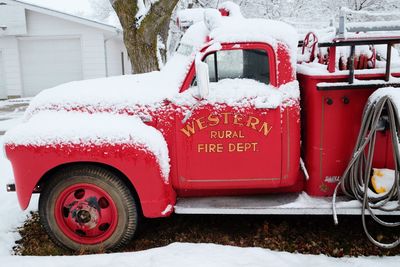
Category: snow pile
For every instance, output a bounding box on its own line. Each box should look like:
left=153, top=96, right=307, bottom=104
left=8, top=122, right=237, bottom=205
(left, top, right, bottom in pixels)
left=203, top=9, right=222, bottom=31
left=3, top=111, right=170, bottom=181
left=175, top=79, right=299, bottom=109
left=280, top=192, right=361, bottom=209
left=177, top=8, right=210, bottom=29
left=368, top=87, right=400, bottom=107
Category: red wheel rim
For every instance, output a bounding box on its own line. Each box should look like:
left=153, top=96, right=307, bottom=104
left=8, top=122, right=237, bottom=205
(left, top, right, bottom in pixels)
left=54, top=183, right=118, bottom=245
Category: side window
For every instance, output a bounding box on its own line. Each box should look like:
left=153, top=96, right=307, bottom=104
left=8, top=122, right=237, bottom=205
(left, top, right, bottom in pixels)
left=204, top=49, right=270, bottom=84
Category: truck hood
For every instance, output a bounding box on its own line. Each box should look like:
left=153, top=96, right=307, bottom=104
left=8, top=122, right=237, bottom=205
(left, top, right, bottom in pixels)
left=24, top=53, right=193, bottom=120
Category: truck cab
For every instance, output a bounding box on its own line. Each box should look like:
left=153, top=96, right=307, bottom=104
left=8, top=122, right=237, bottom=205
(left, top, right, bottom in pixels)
left=3, top=2, right=400, bottom=252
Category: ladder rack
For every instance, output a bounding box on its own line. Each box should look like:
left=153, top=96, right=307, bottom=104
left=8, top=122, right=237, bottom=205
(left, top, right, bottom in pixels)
left=319, top=37, right=400, bottom=84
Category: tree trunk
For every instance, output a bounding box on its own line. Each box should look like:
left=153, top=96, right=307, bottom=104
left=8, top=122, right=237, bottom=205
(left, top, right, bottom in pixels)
left=111, top=0, right=179, bottom=73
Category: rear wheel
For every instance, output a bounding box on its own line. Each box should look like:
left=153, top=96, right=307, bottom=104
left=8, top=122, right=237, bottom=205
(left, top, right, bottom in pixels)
left=39, top=165, right=138, bottom=252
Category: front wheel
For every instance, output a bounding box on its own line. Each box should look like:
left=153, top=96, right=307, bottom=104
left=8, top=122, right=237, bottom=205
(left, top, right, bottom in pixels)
left=39, top=165, right=138, bottom=252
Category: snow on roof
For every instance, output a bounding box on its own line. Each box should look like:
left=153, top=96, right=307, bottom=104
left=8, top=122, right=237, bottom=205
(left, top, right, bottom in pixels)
left=181, top=8, right=298, bottom=52
left=177, top=8, right=209, bottom=28
left=3, top=111, right=170, bottom=181
left=209, top=17, right=297, bottom=66
left=179, top=5, right=298, bottom=68
left=2, top=0, right=121, bottom=32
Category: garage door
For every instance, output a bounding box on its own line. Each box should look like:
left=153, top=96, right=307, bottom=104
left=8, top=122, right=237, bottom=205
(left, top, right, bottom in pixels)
left=19, top=38, right=83, bottom=97
left=0, top=51, right=6, bottom=99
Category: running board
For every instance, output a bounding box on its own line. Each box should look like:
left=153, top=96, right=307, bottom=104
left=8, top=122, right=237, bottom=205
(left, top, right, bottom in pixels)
left=174, top=193, right=400, bottom=215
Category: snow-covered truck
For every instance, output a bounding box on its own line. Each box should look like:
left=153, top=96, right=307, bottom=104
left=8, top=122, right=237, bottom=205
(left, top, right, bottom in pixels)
left=3, top=2, right=400, bottom=251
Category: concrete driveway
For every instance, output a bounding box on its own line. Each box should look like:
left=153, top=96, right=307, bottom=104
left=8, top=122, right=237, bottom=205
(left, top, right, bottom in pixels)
left=0, top=98, right=30, bottom=135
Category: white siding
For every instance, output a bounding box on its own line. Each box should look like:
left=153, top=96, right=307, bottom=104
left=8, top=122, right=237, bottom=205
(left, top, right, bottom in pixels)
left=0, top=36, right=22, bottom=97
left=0, top=6, right=128, bottom=97
left=19, top=38, right=83, bottom=96
left=25, top=11, right=107, bottom=80
left=0, top=51, right=6, bottom=99
left=81, top=32, right=106, bottom=79
left=0, top=5, right=27, bottom=36
left=106, top=38, right=132, bottom=76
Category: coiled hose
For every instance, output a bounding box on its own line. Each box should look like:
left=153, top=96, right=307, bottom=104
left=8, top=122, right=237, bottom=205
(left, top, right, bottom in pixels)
left=332, top=94, right=400, bottom=249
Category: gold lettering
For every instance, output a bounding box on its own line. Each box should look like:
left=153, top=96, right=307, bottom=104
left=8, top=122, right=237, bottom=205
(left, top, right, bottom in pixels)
left=208, top=143, right=216, bottom=152
left=236, top=142, right=244, bottom=152
left=210, top=131, right=217, bottom=138
left=208, top=114, right=220, bottom=127
left=196, top=117, right=207, bottom=130
left=244, top=143, right=252, bottom=151
left=221, top=112, right=231, bottom=124
left=216, top=143, right=223, bottom=152
left=228, top=143, right=236, bottom=152
left=233, top=114, right=243, bottom=126
left=181, top=121, right=196, bottom=137
left=227, top=142, right=258, bottom=152
left=225, top=130, right=232, bottom=138
left=258, top=122, right=272, bottom=136
left=198, top=143, right=223, bottom=152
left=197, top=143, right=205, bottom=152
left=251, top=142, right=258, bottom=151
left=246, top=116, right=260, bottom=130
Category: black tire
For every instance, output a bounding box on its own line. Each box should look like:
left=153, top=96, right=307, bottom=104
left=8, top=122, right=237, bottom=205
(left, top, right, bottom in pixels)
left=39, top=165, right=138, bottom=252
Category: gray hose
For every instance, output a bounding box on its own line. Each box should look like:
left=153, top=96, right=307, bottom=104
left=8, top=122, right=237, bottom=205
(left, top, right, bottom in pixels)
left=332, top=95, right=400, bottom=249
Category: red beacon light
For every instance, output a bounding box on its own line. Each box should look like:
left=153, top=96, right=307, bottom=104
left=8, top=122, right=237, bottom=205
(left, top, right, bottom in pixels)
left=218, top=8, right=230, bottom=17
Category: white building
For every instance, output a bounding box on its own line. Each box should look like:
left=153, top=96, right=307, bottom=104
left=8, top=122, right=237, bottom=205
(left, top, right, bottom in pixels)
left=0, top=0, right=131, bottom=99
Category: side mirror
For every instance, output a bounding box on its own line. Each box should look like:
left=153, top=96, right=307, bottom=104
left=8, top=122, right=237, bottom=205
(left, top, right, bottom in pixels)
left=195, top=60, right=210, bottom=99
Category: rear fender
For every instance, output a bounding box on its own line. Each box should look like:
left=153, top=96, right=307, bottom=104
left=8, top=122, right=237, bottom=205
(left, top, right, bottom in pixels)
left=5, top=143, right=175, bottom=218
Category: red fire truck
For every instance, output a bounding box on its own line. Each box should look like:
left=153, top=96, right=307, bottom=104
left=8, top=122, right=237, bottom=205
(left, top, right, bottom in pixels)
left=4, top=3, right=400, bottom=251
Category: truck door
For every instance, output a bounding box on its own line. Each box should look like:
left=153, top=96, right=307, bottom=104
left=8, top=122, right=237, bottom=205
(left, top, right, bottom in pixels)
left=175, top=44, right=282, bottom=191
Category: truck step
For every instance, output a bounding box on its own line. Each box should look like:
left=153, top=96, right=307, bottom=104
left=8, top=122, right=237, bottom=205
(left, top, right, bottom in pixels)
left=174, top=192, right=400, bottom=215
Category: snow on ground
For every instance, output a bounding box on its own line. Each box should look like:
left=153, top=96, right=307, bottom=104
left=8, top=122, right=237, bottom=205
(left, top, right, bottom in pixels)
left=2, top=242, right=400, bottom=267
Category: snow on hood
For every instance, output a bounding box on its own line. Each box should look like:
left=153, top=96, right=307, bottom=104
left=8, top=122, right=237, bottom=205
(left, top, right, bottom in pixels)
left=3, top=111, right=170, bottom=181
left=25, top=52, right=194, bottom=119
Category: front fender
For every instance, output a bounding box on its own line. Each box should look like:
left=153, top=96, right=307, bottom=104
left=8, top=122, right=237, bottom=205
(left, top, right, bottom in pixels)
left=5, top=143, right=175, bottom=218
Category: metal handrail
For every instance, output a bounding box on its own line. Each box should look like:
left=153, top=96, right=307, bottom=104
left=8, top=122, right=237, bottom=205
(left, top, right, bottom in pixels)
left=318, top=37, right=400, bottom=83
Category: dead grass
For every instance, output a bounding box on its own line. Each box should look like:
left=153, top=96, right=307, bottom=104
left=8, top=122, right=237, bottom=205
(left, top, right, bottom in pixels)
left=13, top=211, right=400, bottom=257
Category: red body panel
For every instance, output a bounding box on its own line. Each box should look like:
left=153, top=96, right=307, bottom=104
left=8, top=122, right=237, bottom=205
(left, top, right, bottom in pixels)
left=173, top=104, right=300, bottom=192
left=6, top=144, right=176, bottom=217
left=299, top=72, right=400, bottom=196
